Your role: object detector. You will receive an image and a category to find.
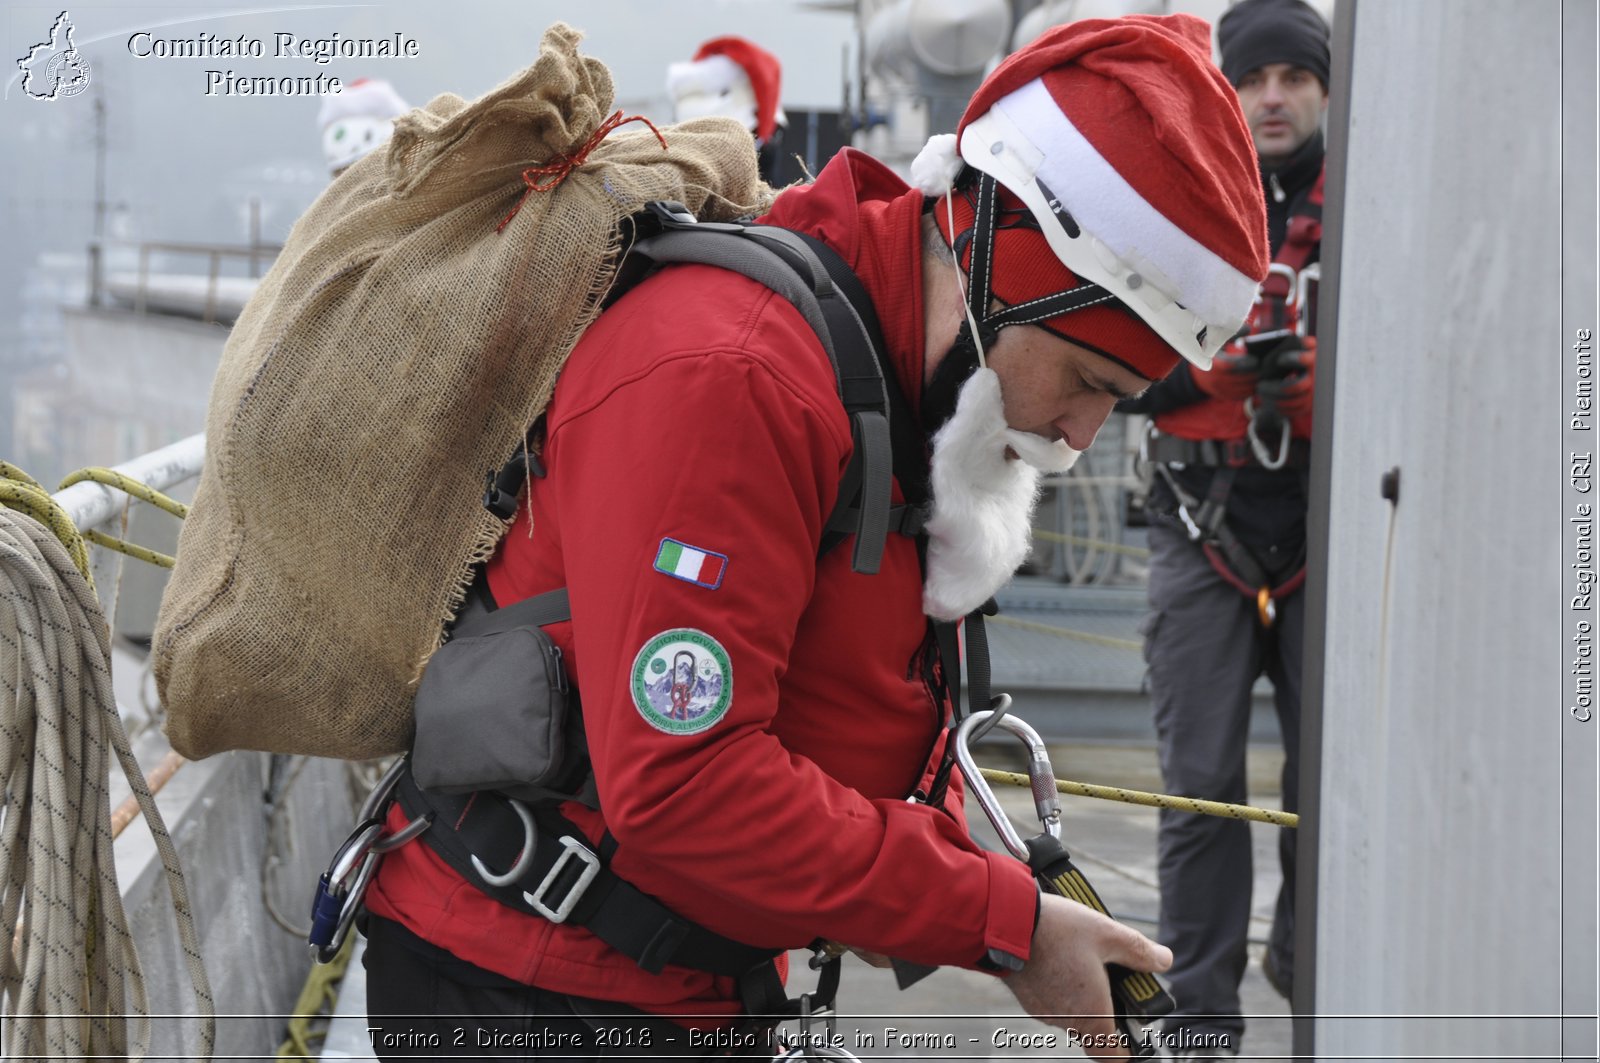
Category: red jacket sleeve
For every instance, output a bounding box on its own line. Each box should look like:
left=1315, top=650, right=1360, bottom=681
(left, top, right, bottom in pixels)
left=541, top=292, right=1037, bottom=971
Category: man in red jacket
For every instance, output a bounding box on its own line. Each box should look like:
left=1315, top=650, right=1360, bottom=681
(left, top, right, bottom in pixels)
left=364, top=15, right=1268, bottom=1062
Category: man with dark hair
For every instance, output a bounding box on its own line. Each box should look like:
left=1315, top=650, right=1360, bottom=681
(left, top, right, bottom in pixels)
left=1115, top=0, right=1329, bottom=1057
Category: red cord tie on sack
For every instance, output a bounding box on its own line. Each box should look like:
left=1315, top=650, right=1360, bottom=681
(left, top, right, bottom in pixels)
left=496, top=110, right=668, bottom=233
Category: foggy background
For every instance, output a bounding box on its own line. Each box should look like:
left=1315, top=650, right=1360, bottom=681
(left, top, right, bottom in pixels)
left=0, top=1, right=857, bottom=480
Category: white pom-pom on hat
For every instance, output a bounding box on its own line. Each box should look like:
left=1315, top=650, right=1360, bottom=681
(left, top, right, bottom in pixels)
left=909, top=133, right=963, bottom=196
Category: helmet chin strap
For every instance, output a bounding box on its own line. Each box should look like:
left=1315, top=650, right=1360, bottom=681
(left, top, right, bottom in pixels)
left=935, top=173, right=1096, bottom=473
left=946, top=188, right=990, bottom=370
left=945, top=172, right=1123, bottom=344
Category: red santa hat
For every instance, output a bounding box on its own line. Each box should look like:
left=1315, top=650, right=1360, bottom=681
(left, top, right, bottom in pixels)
left=912, top=15, right=1269, bottom=372
left=674, top=35, right=783, bottom=142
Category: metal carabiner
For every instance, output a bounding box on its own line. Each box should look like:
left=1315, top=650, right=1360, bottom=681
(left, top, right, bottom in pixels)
left=308, top=758, right=432, bottom=963
left=1264, top=262, right=1298, bottom=298
left=310, top=821, right=380, bottom=963
left=1243, top=397, right=1292, bottom=471
left=356, top=757, right=409, bottom=823
left=952, top=709, right=1061, bottom=860
left=955, top=710, right=1170, bottom=1059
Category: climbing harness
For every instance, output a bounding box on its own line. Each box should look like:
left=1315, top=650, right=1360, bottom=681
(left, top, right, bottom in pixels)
left=307, top=190, right=1295, bottom=1052
left=954, top=704, right=1171, bottom=1059
left=1150, top=458, right=1307, bottom=628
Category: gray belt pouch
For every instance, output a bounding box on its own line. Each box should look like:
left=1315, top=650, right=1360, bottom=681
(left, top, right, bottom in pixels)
left=411, top=586, right=587, bottom=801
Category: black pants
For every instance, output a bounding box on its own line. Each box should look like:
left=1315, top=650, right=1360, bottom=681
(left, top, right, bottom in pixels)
left=364, top=915, right=725, bottom=1062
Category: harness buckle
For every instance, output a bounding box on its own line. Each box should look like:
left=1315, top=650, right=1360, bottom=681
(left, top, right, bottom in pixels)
left=645, top=200, right=698, bottom=228
left=523, top=835, right=601, bottom=924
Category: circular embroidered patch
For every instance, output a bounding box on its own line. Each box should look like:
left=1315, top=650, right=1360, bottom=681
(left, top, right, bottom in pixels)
left=630, top=628, right=733, bottom=735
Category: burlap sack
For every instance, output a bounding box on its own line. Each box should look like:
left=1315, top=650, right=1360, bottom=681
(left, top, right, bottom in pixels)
left=153, top=24, right=772, bottom=760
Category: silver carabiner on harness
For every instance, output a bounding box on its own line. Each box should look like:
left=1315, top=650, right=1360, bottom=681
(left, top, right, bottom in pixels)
left=308, top=758, right=432, bottom=963
left=952, top=706, right=1061, bottom=857
left=1243, top=395, right=1292, bottom=471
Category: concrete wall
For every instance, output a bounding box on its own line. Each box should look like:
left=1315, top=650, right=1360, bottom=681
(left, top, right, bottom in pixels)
left=116, top=749, right=359, bottom=1059
left=21, top=308, right=226, bottom=640
left=1308, top=1, right=1594, bottom=1057
left=16, top=307, right=223, bottom=485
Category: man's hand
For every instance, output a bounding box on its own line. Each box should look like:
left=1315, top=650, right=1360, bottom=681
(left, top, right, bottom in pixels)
left=1192, top=348, right=1261, bottom=401
left=1254, top=336, right=1317, bottom=419
left=1004, top=894, right=1173, bottom=1062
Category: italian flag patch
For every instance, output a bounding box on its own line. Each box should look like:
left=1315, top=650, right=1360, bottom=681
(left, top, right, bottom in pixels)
left=653, top=538, right=729, bottom=589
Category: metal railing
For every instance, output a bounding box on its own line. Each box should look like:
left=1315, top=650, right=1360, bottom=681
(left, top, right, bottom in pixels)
left=89, top=239, right=281, bottom=324
left=55, top=433, right=206, bottom=532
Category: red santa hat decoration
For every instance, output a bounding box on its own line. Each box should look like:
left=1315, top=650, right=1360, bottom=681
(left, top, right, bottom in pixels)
left=667, top=36, right=785, bottom=144
left=912, top=15, right=1269, bottom=372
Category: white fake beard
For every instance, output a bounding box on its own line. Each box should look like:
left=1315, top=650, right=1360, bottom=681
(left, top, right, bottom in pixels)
left=922, top=368, right=1081, bottom=621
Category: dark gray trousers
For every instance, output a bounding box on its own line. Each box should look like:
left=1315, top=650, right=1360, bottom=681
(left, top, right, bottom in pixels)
left=1143, top=521, right=1302, bottom=1049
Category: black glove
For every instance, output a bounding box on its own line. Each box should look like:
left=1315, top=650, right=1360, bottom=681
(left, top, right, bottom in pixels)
left=1253, top=336, right=1317, bottom=420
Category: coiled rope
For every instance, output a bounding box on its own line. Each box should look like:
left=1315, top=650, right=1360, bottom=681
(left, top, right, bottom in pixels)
left=0, top=504, right=215, bottom=1058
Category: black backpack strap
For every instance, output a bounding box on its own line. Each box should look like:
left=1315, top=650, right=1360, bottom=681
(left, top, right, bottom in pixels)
left=627, top=210, right=927, bottom=576
left=786, top=231, right=931, bottom=546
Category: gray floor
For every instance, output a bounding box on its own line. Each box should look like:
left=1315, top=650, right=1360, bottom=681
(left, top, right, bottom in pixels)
left=320, top=742, right=1293, bottom=1061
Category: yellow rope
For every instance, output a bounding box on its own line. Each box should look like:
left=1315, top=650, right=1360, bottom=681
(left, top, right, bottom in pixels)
left=2, top=462, right=195, bottom=578
left=1031, top=526, right=1151, bottom=559
left=980, top=767, right=1298, bottom=828
left=0, top=479, right=93, bottom=586
left=990, top=613, right=1144, bottom=653
left=82, top=529, right=176, bottom=569
left=58, top=467, right=192, bottom=519
left=0, top=462, right=45, bottom=492
left=54, top=467, right=190, bottom=569
left=275, top=933, right=354, bottom=1059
